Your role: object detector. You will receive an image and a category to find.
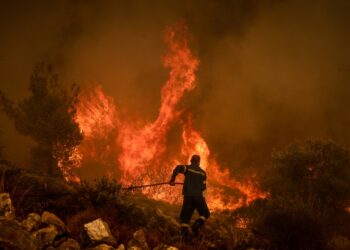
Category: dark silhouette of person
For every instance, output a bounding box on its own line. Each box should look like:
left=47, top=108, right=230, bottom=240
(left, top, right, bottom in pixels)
left=169, top=154, right=210, bottom=237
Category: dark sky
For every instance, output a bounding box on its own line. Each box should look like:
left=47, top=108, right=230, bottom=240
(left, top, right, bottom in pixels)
left=0, top=0, right=349, bottom=172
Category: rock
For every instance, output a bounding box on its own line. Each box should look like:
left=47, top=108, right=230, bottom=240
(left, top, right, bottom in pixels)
left=84, top=218, right=116, bottom=245
left=21, top=212, right=41, bottom=232
left=88, top=243, right=115, bottom=250
left=0, top=219, right=36, bottom=250
left=42, top=211, right=66, bottom=232
left=116, top=244, right=125, bottom=250
left=153, top=244, right=178, bottom=250
left=155, top=208, right=179, bottom=229
left=127, top=229, right=150, bottom=250
left=56, top=238, right=81, bottom=250
left=128, top=247, right=142, bottom=250
left=32, top=225, right=59, bottom=249
left=0, top=193, right=15, bottom=219
left=147, top=209, right=179, bottom=235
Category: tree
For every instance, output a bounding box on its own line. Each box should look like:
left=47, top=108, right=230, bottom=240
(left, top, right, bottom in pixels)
left=0, top=63, right=83, bottom=178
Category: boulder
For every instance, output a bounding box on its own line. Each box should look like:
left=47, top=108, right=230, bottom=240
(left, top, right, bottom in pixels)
left=116, top=244, right=125, bottom=250
left=42, top=211, right=66, bottom=232
left=32, top=225, right=59, bottom=249
left=128, top=247, right=142, bottom=250
left=21, top=212, right=41, bottom=232
left=88, top=243, right=115, bottom=250
left=0, top=193, right=15, bottom=219
left=153, top=244, right=178, bottom=250
left=127, top=229, right=150, bottom=250
left=84, top=218, right=116, bottom=245
left=155, top=208, right=179, bottom=229
left=147, top=209, right=179, bottom=235
left=0, top=219, right=36, bottom=250
left=56, top=238, right=81, bottom=250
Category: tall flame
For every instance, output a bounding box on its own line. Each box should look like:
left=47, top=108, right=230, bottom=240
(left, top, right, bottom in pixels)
left=117, top=23, right=199, bottom=182
left=69, top=22, right=267, bottom=211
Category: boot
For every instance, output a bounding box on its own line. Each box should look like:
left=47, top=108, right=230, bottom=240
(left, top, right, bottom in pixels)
left=192, top=218, right=204, bottom=237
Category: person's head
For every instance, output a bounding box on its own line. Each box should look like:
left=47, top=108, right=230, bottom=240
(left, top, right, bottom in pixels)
left=190, top=154, right=200, bottom=166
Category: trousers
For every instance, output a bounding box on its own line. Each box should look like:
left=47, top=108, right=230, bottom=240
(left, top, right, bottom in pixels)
left=179, top=196, right=210, bottom=226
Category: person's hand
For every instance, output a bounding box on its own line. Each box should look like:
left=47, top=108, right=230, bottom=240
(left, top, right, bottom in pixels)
left=169, top=179, right=175, bottom=186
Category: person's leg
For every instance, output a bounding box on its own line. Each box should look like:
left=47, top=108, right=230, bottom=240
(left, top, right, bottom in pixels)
left=192, top=197, right=210, bottom=236
left=179, top=196, right=195, bottom=237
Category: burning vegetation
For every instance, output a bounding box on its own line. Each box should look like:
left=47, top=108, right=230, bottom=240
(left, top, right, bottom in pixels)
left=71, top=23, right=267, bottom=211
left=0, top=18, right=349, bottom=250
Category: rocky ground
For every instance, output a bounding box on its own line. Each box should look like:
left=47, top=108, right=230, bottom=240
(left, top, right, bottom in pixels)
left=0, top=194, right=160, bottom=250
left=1, top=163, right=349, bottom=249
left=0, top=163, right=264, bottom=250
left=0, top=191, right=262, bottom=250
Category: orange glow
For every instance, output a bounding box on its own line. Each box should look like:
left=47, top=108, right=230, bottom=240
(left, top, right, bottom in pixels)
left=75, top=85, right=118, bottom=138
left=57, top=146, right=82, bottom=183
left=235, top=216, right=249, bottom=229
left=181, top=116, right=267, bottom=210
left=68, top=22, right=267, bottom=211
left=56, top=85, right=119, bottom=182
left=117, top=23, right=198, bottom=183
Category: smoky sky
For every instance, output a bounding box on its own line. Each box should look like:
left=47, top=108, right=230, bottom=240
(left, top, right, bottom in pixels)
left=0, top=0, right=349, bottom=175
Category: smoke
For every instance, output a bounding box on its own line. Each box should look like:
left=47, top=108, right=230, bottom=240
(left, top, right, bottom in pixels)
left=196, top=0, right=350, bottom=173
left=0, top=0, right=349, bottom=175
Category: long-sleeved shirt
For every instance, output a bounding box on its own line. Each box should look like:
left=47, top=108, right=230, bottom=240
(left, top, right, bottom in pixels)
left=171, top=164, right=207, bottom=197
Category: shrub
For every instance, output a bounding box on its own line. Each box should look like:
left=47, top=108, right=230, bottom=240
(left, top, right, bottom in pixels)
left=262, top=139, right=350, bottom=214
left=73, top=177, right=121, bottom=210
left=255, top=200, right=327, bottom=250
left=236, top=140, right=350, bottom=249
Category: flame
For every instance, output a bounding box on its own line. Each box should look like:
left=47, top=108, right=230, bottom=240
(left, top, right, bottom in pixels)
left=56, top=145, right=82, bottom=183
left=181, top=116, right=267, bottom=210
left=75, top=85, right=118, bottom=138
left=66, top=22, right=267, bottom=211
left=117, top=23, right=198, bottom=183
left=58, top=85, right=120, bottom=182
left=235, top=217, right=249, bottom=229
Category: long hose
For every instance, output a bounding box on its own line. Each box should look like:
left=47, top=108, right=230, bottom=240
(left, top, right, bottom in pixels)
left=9, top=182, right=183, bottom=197
left=121, top=182, right=183, bottom=190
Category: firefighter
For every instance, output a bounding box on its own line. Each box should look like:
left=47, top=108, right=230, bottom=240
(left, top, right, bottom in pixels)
left=169, top=154, right=210, bottom=238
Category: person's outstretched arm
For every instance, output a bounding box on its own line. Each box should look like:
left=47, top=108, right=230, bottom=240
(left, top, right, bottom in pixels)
left=169, top=165, right=187, bottom=185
